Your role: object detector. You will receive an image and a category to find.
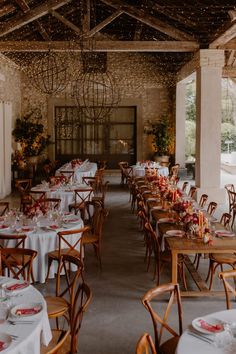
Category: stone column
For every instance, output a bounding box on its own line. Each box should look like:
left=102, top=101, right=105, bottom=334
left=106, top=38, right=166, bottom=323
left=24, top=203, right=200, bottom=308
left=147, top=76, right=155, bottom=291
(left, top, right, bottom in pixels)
left=195, top=49, right=225, bottom=204
left=175, top=81, right=186, bottom=168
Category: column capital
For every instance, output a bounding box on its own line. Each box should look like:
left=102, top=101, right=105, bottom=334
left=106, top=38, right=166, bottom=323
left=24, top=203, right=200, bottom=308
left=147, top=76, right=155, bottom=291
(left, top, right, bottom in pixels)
left=197, top=49, right=225, bottom=68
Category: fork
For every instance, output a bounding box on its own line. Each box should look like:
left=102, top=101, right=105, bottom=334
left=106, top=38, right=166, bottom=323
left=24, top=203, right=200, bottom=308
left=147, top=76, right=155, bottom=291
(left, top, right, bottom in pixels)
left=8, top=320, right=34, bottom=325
left=187, top=330, right=214, bottom=344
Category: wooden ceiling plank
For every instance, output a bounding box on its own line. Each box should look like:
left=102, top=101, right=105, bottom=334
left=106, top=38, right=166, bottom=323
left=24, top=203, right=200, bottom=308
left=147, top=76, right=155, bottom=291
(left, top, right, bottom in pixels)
left=35, top=21, right=50, bottom=40
left=0, top=4, right=16, bottom=18
left=100, top=0, right=195, bottom=41
left=14, top=0, right=30, bottom=13
left=0, top=0, right=72, bottom=37
left=84, top=9, right=123, bottom=38
left=210, top=22, right=236, bottom=48
left=51, top=9, right=81, bottom=35
left=226, top=50, right=235, bottom=66
left=81, top=0, right=90, bottom=33
left=0, top=40, right=199, bottom=52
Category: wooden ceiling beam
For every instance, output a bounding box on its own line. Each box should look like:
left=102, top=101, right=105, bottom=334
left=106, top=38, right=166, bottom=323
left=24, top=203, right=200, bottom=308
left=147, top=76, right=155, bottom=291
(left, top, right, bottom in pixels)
left=226, top=50, right=235, bottom=66
left=100, top=0, right=195, bottom=41
left=0, top=0, right=71, bottom=37
left=210, top=22, right=236, bottom=48
left=0, top=4, right=16, bottom=18
left=51, top=9, right=81, bottom=35
left=0, top=40, right=199, bottom=52
left=14, top=0, right=30, bottom=13
left=84, top=9, right=123, bottom=38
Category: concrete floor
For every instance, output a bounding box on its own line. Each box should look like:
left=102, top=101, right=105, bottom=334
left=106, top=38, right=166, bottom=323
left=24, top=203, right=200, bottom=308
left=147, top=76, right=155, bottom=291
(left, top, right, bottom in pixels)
left=3, top=170, right=236, bottom=353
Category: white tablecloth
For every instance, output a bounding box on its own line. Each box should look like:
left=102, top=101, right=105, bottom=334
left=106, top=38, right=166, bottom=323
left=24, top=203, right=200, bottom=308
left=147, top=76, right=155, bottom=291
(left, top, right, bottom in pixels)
left=0, top=276, right=51, bottom=354
left=0, top=218, right=84, bottom=283
left=31, top=184, right=93, bottom=212
left=176, top=309, right=236, bottom=354
left=132, top=165, right=169, bottom=177
left=56, top=160, right=97, bottom=184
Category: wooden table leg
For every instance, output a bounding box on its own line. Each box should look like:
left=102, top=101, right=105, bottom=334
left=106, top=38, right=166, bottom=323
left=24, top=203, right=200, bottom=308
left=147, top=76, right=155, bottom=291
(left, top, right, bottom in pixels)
left=172, top=250, right=178, bottom=283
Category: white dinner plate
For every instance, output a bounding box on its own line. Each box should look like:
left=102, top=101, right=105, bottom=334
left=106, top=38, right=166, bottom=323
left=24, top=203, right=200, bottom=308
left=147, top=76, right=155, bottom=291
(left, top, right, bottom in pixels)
left=215, top=230, right=235, bottom=237
left=10, top=303, right=43, bottom=318
left=0, top=333, right=12, bottom=351
left=16, top=227, right=35, bottom=235
left=192, top=317, right=225, bottom=335
left=63, top=216, right=81, bottom=224
left=0, top=225, right=10, bottom=232
left=166, top=230, right=185, bottom=237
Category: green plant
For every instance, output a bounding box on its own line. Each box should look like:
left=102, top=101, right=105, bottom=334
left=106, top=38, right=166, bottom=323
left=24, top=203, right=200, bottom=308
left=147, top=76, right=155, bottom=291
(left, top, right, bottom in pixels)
left=147, top=115, right=174, bottom=156
left=12, top=112, right=51, bottom=157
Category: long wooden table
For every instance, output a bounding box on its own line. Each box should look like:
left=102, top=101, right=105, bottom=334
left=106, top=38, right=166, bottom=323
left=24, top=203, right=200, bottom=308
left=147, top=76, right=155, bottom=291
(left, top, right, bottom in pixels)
left=166, top=236, right=236, bottom=297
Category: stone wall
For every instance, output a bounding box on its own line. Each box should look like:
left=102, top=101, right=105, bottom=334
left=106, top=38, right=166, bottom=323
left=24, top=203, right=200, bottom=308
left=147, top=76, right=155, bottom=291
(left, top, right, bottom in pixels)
left=21, top=52, right=175, bottom=161
left=0, top=54, right=21, bottom=151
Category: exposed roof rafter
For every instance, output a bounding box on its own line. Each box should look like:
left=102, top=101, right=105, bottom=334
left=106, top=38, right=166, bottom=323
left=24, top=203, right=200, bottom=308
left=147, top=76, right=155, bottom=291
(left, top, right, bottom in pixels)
left=100, top=0, right=195, bottom=41
left=0, top=0, right=72, bottom=38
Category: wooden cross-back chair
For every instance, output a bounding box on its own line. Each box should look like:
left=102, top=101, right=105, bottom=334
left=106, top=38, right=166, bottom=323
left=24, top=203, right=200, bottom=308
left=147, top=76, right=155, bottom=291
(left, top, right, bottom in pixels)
left=220, top=212, right=232, bottom=229
left=29, top=190, right=46, bottom=203
left=15, top=179, right=33, bottom=212
left=45, top=226, right=90, bottom=283
left=69, top=187, right=93, bottom=218
left=181, top=182, right=188, bottom=193
left=142, top=283, right=183, bottom=354
left=1, top=248, right=37, bottom=282
left=225, top=184, right=236, bottom=213
left=0, top=202, right=9, bottom=216
left=206, top=201, right=218, bottom=216
left=219, top=269, right=236, bottom=309
left=80, top=207, right=108, bottom=268
left=143, top=222, right=187, bottom=289
left=136, top=333, right=157, bottom=354
left=92, top=181, right=109, bottom=208
left=44, top=255, right=92, bottom=354
left=60, top=170, right=75, bottom=182
left=188, top=185, right=197, bottom=198
left=198, top=194, right=208, bottom=208
left=38, top=198, right=61, bottom=211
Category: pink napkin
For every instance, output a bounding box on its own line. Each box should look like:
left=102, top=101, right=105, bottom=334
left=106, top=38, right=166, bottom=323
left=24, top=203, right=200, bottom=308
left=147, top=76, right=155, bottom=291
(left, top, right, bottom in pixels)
left=198, top=319, right=223, bottom=333
left=216, top=231, right=235, bottom=237
left=16, top=306, right=41, bottom=316
left=0, top=225, right=8, bottom=229
left=6, top=282, right=29, bottom=291
left=50, top=225, right=58, bottom=230
left=0, top=341, right=6, bottom=351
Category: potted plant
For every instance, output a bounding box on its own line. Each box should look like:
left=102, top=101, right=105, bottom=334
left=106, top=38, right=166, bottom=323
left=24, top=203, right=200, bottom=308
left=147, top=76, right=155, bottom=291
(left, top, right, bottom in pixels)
left=146, top=115, right=174, bottom=163
left=12, top=111, right=51, bottom=164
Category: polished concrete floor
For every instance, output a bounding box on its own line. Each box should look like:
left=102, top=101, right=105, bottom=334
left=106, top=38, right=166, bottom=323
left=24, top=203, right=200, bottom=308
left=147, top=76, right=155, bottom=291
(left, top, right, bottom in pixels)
left=3, top=171, right=236, bottom=353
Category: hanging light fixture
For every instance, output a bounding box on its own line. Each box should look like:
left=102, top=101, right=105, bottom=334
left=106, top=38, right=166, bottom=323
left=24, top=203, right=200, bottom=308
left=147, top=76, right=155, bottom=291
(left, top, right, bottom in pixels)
left=71, top=0, right=120, bottom=122
left=27, top=50, right=70, bottom=95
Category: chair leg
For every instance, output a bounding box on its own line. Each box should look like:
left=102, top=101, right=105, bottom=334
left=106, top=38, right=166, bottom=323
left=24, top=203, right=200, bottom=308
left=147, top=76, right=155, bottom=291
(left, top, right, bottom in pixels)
left=45, top=256, right=55, bottom=283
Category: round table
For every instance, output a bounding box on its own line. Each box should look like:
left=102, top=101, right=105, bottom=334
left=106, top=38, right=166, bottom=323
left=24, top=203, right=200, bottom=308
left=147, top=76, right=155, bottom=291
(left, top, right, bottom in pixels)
left=176, top=309, right=236, bottom=354
left=0, top=276, right=51, bottom=354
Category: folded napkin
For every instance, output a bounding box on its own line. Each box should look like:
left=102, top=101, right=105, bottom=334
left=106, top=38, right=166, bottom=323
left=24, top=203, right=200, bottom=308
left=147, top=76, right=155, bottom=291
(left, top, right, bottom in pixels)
left=49, top=225, right=58, bottom=230
left=0, top=225, right=8, bottom=229
left=215, top=231, right=235, bottom=237
left=0, top=341, right=7, bottom=351
left=6, top=282, right=29, bottom=291
left=197, top=319, right=223, bottom=333
left=16, top=306, right=41, bottom=316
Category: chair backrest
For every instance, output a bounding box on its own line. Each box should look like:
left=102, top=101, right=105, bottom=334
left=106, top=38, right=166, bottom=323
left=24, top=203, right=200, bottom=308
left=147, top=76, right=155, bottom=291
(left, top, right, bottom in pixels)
left=181, top=182, right=188, bottom=192
left=29, top=190, right=46, bottom=203
left=219, top=269, right=236, bottom=309
left=74, top=188, right=93, bottom=208
left=226, top=190, right=236, bottom=213
left=0, top=202, right=9, bottom=216
left=220, top=212, right=232, bottom=229
left=199, top=194, right=208, bottom=208
left=188, top=186, right=197, bottom=198
left=206, top=201, right=217, bottom=216
left=0, top=233, right=26, bottom=249
left=57, top=226, right=90, bottom=260
left=136, top=333, right=157, bottom=354
left=15, top=179, right=32, bottom=194
left=1, top=248, right=37, bottom=281
left=142, top=283, right=183, bottom=350
left=56, top=254, right=92, bottom=354
left=170, top=164, right=180, bottom=177
left=144, top=222, right=161, bottom=284
left=39, top=198, right=61, bottom=211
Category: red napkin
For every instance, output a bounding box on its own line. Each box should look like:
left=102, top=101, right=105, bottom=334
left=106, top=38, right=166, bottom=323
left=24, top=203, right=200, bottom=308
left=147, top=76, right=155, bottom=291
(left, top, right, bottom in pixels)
left=6, top=282, right=29, bottom=291
left=50, top=225, right=58, bottom=229
left=22, top=227, right=32, bottom=232
left=16, top=306, right=41, bottom=316
left=198, top=319, right=223, bottom=333
left=0, top=341, right=6, bottom=351
left=216, top=231, right=235, bottom=237
left=0, top=225, right=8, bottom=229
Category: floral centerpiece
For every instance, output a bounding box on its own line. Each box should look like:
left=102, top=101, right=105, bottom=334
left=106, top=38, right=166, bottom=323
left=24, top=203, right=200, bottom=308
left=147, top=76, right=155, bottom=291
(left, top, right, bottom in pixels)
left=71, top=159, right=83, bottom=169
left=50, top=175, right=68, bottom=187
left=11, top=150, right=27, bottom=170
left=12, top=111, right=50, bottom=158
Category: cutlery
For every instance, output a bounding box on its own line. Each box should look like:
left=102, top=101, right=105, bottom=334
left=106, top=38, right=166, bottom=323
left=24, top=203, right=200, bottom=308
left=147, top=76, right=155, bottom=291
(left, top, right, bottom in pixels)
left=8, top=320, right=34, bottom=325
left=187, top=330, right=214, bottom=344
